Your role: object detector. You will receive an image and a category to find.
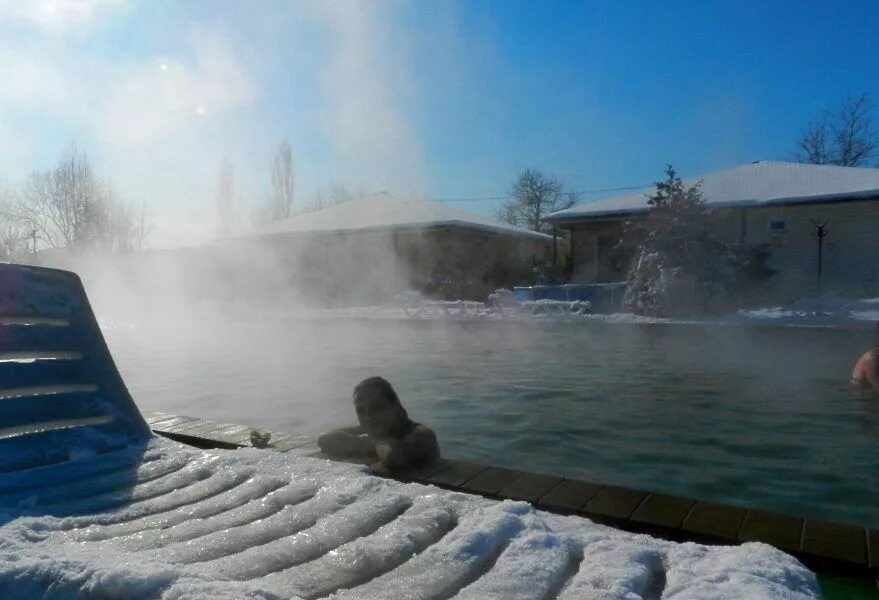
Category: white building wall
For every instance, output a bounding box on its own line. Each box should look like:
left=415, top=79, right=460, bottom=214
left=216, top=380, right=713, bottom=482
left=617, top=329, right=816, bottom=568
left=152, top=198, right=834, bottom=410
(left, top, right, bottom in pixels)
left=744, top=199, right=879, bottom=301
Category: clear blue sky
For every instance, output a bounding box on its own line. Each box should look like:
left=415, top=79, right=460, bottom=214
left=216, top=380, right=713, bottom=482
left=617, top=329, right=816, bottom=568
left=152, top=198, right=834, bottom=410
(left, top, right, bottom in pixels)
left=1, top=1, right=877, bottom=245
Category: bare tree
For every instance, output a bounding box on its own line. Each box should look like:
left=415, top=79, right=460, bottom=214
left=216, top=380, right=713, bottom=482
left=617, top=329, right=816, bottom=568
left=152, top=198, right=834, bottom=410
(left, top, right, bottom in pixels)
left=0, top=189, right=30, bottom=261
left=216, top=159, right=235, bottom=235
left=270, top=140, right=295, bottom=221
left=302, top=183, right=360, bottom=213
left=795, top=94, right=879, bottom=167
left=496, top=169, right=576, bottom=233
left=133, top=200, right=154, bottom=250
left=21, top=145, right=96, bottom=249
left=17, top=144, right=144, bottom=253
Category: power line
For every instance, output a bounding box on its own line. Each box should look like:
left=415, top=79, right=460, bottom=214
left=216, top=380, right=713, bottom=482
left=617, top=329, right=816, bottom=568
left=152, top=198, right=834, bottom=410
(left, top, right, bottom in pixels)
left=435, top=183, right=651, bottom=203
left=435, top=154, right=879, bottom=204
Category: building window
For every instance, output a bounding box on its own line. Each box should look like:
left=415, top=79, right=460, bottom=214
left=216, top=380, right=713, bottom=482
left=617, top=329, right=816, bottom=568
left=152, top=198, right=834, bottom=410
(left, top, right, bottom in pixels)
left=768, top=218, right=787, bottom=233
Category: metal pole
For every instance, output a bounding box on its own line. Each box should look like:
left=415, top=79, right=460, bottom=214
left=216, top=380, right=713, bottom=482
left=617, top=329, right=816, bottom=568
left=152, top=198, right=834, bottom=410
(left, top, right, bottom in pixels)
left=811, top=218, right=829, bottom=296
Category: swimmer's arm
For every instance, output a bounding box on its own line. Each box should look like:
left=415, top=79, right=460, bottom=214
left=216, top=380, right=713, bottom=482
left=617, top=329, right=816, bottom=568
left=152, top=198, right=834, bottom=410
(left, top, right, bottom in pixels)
left=864, top=355, right=879, bottom=391
left=374, top=425, right=439, bottom=469
left=852, top=353, right=879, bottom=392
left=317, top=427, right=374, bottom=456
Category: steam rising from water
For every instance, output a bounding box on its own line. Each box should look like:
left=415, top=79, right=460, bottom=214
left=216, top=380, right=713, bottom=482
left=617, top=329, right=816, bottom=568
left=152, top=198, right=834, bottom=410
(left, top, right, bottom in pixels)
left=0, top=1, right=431, bottom=247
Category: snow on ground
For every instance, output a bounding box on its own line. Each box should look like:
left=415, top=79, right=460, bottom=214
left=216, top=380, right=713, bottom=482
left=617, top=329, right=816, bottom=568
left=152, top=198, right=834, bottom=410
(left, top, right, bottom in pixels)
left=315, top=290, right=879, bottom=331
left=734, top=293, right=879, bottom=329
left=0, top=438, right=819, bottom=599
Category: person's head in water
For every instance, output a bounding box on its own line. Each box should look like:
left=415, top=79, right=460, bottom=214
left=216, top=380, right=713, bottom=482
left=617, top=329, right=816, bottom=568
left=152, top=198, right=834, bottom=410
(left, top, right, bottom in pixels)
left=353, top=377, right=411, bottom=437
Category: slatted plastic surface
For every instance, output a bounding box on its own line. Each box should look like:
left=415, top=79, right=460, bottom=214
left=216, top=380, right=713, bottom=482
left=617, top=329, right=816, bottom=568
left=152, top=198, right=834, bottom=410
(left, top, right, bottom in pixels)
left=0, top=264, right=151, bottom=471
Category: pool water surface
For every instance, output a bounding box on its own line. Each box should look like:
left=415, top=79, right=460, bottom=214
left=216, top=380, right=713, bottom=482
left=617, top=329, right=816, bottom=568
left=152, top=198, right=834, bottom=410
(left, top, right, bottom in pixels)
left=103, top=315, right=879, bottom=529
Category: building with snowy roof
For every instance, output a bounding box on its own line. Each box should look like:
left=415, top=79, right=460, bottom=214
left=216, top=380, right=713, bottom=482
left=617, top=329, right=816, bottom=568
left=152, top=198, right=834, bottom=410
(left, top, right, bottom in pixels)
left=546, top=161, right=879, bottom=301
left=226, top=193, right=560, bottom=303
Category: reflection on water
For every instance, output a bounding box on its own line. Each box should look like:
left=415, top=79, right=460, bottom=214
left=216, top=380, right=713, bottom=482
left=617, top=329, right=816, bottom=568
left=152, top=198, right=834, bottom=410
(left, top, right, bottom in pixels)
left=104, top=317, right=879, bottom=528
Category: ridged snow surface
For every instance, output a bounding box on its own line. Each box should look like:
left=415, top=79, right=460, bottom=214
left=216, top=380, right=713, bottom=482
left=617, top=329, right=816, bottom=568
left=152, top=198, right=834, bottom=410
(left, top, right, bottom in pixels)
left=0, top=438, right=819, bottom=599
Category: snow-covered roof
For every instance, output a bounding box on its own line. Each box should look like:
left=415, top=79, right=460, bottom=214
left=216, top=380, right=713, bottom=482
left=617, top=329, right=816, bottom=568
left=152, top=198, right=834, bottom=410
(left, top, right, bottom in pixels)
left=547, top=161, right=879, bottom=222
left=250, top=192, right=553, bottom=241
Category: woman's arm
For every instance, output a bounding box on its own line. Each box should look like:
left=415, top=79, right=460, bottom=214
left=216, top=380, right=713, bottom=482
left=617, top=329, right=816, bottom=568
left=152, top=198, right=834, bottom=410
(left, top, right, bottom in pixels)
left=317, top=428, right=375, bottom=457
left=373, top=425, right=439, bottom=469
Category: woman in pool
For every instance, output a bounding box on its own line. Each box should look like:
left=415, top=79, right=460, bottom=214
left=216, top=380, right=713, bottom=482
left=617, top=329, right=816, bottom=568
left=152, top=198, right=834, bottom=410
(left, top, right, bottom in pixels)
left=851, top=322, right=879, bottom=392
left=317, top=377, right=440, bottom=469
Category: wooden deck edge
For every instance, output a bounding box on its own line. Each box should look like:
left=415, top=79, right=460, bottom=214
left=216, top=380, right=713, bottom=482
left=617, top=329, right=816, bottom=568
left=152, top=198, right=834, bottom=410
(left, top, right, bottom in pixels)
left=145, top=411, right=877, bottom=576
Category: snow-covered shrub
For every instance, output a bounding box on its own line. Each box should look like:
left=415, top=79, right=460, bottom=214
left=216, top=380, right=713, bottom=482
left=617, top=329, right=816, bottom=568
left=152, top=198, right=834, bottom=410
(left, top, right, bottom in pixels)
left=620, top=166, right=774, bottom=317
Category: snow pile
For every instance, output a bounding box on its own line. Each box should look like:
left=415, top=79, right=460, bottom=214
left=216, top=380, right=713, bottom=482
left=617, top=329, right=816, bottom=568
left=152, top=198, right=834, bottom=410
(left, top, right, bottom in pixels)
left=736, top=291, right=879, bottom=328
left=0, top=438, right=820, bottom=599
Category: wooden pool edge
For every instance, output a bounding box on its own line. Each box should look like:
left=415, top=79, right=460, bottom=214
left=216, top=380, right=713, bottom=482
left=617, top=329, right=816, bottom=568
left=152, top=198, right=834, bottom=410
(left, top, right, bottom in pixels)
left=145, top=411, right=878, bottom=578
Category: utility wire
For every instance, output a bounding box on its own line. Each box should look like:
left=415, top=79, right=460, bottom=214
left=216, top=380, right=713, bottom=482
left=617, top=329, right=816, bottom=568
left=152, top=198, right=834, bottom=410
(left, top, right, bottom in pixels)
left=436, top=154, right=879, bottom=204
left=435, top=183, right=651, bottom=203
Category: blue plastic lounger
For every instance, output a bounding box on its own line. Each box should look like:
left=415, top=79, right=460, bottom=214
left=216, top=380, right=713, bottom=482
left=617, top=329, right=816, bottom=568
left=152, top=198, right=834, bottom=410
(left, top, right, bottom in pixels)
left=0, top=264, right=151, bottom=471
left=0, top=263, right=821, bottom=599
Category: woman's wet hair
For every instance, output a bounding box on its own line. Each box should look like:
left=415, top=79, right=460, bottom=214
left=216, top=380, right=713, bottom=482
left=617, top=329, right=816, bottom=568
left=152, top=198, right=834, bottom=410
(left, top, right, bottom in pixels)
left=354, top=376, right=410, bottom=424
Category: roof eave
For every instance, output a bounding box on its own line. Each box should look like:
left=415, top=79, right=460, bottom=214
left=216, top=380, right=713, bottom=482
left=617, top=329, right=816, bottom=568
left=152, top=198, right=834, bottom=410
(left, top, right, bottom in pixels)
left=545, top=189, right=879, bottom=223
left=241, top=219, right=555, bottom=242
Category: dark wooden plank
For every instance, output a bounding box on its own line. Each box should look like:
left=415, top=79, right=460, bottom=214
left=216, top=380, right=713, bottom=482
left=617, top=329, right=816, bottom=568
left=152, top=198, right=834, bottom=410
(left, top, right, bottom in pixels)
left=161, top=418, right=213, bottom=434
left=800, top=519, right=868, bottom=565
left=868, top=529, right=879, bottom=569
left=208, top=424, right=256, bottom=444
left=379, top=458, right=452, bottom=483
left=149, top=416, right=200, bottom=431
left=224, top=428, right=263, bottom=446
left=582, top=485, right=648, bottom=520
left=537, top=480, right=602, bottom=512
left=460, top=467, right=526, bottom=496
left=630, top=493, right=695, bottom=529
left=737, top=510, right=804, bottom=552
left=175, top=420, right=224, bottom=437
left=681, top=501, right=747, bottom=541
left=498, top=473, right=564, bottom=503
left=423, top=460, right=490, bottom=488
left=269, top=434, right=314, bottom=452
left=142, top=412, right=176, bottom=425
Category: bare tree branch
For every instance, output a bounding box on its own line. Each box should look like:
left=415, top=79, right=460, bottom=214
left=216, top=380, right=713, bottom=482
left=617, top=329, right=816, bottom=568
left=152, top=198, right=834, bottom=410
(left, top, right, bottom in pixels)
left=17, top=144, right=152, bottom=253
left=496, top=169, right=576, bottom=233
left=0, top=188, right=31, bottom=261
left=270, top=139, right=295, bottom=221
left=795, top=94, right=878, bottom=167
left=217, top=159, right=235, bottom=235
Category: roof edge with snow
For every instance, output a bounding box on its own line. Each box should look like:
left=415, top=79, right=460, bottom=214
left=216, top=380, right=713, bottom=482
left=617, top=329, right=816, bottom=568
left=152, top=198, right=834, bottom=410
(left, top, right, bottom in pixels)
left=546, top=161, right=879, bottom=223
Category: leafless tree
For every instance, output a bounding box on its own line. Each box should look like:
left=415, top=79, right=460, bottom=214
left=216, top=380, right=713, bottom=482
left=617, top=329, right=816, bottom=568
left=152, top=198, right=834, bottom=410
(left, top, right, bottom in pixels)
left=270, top=140, right=295, bottom=221
left=21, top=145, right=97, bottom=249
left=309, top=183, right=357, bottom=212
left=133, top=200, right=154, bottom=250
left=217, top=159, right=235, bottom=235
left=795, top=94, right=878, bottom=167
left=0, top=189, right=30, bottom=261
left=17, top=144, right=144, bottom=253
left=496, top=169, right=576, bottom=233
left=16, top=145, right=152, bottom=254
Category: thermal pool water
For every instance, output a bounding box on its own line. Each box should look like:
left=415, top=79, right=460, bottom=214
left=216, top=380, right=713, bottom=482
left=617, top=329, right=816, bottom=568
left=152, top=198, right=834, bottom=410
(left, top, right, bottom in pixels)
left=103, top=315, right=879, bottom=529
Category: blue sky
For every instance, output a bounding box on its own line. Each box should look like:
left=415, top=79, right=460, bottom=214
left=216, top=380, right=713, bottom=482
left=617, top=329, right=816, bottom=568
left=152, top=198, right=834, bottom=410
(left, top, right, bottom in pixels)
left=0, top=0, right=877, bottom=245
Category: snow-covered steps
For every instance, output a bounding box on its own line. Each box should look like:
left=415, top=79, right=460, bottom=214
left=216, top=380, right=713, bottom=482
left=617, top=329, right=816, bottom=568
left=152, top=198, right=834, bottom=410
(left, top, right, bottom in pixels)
left=145, top=411, right=879, bottom=578
left=0, top=437, right=821, bottom=599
